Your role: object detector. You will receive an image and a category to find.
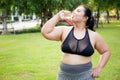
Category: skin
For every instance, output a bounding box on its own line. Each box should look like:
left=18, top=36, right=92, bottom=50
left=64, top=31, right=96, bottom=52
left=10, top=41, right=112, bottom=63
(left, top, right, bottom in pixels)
left=41, top=6, right=111, bottom=78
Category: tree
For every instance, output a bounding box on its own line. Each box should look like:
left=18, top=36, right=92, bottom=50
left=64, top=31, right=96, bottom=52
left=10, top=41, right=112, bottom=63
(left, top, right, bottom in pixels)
left=3, top=0, right=119, bottom=34
left=92, top=0, right=114, bottom=27
left=112, top=0, right=120, bottom=20
left=0, top=0, right=13, bottom=34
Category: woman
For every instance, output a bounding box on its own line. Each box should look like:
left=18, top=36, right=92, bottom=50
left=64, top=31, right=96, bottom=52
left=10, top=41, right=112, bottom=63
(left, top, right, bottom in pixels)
left=41, top=5, right=110, bottom=80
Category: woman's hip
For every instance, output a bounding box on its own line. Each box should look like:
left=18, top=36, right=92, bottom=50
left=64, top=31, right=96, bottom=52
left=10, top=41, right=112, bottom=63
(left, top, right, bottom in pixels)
left=57, top=62, right=95, bottom=80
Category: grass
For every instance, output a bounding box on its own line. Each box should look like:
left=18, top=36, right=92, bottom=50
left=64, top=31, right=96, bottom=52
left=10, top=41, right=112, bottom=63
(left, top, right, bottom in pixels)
left=0, top=20, right=120, bottom=80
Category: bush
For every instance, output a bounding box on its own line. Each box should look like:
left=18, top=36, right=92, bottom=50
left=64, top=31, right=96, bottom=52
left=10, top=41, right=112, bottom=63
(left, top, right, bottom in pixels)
left=15, top=26, right=41, bottom=34
left=0, top=26, right=41, bottom=34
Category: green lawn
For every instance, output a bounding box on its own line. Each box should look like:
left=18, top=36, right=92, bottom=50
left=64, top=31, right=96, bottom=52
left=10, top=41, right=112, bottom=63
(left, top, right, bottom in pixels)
left=0, top=20, right=120, bottom=80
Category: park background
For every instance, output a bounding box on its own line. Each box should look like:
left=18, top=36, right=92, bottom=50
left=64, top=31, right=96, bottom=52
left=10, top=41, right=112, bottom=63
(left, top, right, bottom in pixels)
left=0, top=0, right=120, bottom=80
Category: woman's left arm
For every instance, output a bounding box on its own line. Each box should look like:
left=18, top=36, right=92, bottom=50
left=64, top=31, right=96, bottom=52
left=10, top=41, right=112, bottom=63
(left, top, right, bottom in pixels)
left=91, top=32, right=111, bottom=78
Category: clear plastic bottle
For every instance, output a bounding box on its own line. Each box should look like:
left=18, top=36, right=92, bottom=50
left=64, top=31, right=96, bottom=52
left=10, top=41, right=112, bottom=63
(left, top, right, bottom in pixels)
left=60, top=10, right=73, bottom=25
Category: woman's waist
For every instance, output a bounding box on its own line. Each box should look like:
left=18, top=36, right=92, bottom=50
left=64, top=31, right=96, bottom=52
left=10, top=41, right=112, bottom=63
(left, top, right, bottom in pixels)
left=59, top=61, right=92, bottom=74
left=61, top=53, right=92, bottom=65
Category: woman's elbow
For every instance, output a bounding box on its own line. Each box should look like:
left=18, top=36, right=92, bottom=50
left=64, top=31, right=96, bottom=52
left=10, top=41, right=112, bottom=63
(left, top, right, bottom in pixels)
left=41, top=30, right=47, bottom=39
left=104, top=49, right=111, bottom=57
left=41, top=30, right=51, bottom=40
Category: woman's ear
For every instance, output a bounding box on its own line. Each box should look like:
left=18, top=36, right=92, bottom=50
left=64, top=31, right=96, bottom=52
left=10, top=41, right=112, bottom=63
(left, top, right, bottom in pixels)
left=86, top=17, right=88, bottom=20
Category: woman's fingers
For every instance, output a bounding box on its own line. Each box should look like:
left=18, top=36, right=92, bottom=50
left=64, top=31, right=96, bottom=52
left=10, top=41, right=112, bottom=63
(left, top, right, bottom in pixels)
left=59, top=10, right=65, bottom=20
left=91, top=67, right=102, bottom=78
left=58, top=10, right=71, bottom=20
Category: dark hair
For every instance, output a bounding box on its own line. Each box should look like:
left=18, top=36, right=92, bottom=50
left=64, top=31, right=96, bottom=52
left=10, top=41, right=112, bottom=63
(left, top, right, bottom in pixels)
left=82, top=6, right=95, bottom=31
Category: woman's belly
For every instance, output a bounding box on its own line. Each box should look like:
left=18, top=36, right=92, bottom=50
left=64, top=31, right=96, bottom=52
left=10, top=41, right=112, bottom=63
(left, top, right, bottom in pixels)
left=61, top=53, right=92, bottom=65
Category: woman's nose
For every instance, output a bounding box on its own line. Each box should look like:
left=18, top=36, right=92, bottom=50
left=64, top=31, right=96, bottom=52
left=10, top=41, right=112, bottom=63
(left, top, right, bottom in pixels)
left=72, top=12, right=76, bottom=16
left=72, top=10, right=77, bottom=14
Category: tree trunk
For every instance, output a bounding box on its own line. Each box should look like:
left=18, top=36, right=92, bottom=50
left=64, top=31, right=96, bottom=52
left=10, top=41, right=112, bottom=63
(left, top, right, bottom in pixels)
left=1, top=17, right=8, bottom=34
left=40, top=11, right=46, bottom=27
left=1, top=10, right=9, bottom=35
left=40, top=17, right=46, bottom=27
left=96, top=8, right=100, bottom=28
left=40, top=9, right=53, bottom=27
left=106, top=10, right=110, bottom=24
left=116, top=8, right=119, bottom=20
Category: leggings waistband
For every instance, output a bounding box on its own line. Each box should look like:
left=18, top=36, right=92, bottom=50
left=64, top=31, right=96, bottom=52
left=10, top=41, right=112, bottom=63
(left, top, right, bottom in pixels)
left=60, top=62, right=92, bottom=74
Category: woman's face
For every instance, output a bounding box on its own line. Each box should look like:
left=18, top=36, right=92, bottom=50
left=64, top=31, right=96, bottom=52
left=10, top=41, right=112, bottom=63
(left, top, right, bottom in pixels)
left=72, top=6, right=87, bottom=23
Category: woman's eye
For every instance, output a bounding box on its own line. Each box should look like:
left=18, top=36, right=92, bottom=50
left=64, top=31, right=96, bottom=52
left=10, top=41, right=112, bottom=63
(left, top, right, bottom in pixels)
left=77, top=9, right=81, bottom=12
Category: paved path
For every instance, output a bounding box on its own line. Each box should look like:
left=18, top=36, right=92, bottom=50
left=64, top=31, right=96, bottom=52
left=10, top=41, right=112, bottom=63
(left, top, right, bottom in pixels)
left=0, top=20, right=40, bottom=31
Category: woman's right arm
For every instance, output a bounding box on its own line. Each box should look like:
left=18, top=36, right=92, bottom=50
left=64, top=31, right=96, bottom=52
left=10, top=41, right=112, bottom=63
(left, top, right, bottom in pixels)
left=41, top=11, right=64, bottom=41
left=41, top=10, right=71, bottom=41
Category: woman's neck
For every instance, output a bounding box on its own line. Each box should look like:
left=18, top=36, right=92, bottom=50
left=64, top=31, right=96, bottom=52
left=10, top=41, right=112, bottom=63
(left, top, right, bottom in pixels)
left=73, top=22, right=86, bottom=31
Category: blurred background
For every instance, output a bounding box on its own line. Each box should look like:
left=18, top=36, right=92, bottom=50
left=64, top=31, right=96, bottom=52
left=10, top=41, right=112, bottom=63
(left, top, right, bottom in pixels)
left=0, top=0, right=120, bottom=34
left=0, top=0, right=120, bottom=80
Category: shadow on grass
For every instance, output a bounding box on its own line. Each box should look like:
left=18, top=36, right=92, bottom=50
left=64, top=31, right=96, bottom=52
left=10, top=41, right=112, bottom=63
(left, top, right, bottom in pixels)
left=96, top=20, right=120, bottom=31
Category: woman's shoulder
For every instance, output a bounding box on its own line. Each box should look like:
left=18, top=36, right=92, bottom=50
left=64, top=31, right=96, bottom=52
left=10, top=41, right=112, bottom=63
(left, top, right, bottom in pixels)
left=88, top=29, right=104, bottom=42
left=56, top=26, right=73, bottom=41
left=88, top=29, right=100, bottom=36
left=88, top=29, right=102, bottom=41
left=88, top=29, right=104, bottom=46
left=88, top=29, right=96, bottom=36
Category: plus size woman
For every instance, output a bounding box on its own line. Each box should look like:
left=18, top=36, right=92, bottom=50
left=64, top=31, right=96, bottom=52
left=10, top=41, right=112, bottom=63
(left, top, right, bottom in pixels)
left=41, top=5, right=110, bottom=80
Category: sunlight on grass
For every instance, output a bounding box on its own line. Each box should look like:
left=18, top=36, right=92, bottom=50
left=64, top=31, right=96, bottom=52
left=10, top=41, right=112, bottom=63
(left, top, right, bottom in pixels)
left=0, top=20, right=120, bottom=80
left=116, top=25, right=120, bottom=27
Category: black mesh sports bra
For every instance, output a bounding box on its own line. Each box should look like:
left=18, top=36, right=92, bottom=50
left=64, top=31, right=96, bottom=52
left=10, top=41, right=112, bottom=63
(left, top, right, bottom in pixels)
left=61, top=27, right=94, bottom=57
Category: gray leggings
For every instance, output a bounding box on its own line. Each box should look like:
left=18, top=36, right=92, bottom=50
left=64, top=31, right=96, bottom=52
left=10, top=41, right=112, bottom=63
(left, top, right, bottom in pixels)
left=57, top=62, right=95, bottom=80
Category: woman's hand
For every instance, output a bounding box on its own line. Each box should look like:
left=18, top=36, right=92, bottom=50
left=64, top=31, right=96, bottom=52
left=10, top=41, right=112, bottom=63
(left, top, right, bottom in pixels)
left=57, top=10, right=71, bottom=21
left=91, top=66, right=102, bottom=78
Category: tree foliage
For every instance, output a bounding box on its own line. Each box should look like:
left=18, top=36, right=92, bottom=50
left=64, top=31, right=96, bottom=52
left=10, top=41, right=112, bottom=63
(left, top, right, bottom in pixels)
left=0, top=0, right=120, bottom=34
